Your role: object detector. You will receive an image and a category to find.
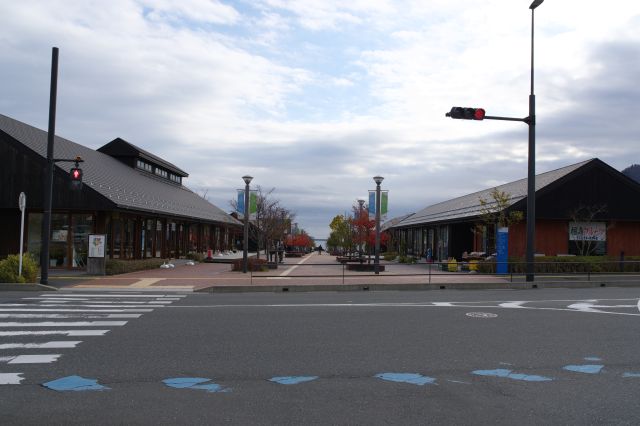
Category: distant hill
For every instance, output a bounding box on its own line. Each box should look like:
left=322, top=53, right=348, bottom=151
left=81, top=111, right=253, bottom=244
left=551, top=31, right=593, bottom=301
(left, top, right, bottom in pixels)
left=622, top=164, right=640, bottom=183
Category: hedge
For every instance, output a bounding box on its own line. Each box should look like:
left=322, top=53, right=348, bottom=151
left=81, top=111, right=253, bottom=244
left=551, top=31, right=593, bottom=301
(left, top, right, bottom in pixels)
left=105, top=258, right=166, bottom=275
left=476, top=256, right=640, bottom=274
left=231, top=257, right=268, bottom=272
left=0, top=253, right=38, bottom=283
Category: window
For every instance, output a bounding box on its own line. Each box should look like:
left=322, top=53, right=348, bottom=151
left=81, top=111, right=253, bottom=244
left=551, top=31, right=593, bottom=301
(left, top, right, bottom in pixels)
left=154, top=168, right=168, bottom=178
left=170, top=174, right=182, bottom=184
left=136, top=160, right=152, bottom=172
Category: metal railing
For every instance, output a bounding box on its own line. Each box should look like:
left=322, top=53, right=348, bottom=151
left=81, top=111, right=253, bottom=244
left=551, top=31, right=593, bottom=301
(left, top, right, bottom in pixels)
left=245, top=260, right=640, bottom=285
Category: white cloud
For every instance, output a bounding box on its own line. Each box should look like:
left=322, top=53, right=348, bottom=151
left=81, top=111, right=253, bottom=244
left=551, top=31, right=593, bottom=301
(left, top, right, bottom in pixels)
left=1, top=0, right=639, bottom=239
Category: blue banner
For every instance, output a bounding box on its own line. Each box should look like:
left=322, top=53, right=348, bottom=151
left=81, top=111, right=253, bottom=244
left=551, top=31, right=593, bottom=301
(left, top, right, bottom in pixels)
left=496, top=227, right=509, bottom=274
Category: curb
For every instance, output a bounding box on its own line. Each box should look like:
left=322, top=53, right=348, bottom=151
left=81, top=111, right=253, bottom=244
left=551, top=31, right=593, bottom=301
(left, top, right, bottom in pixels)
left=195, top=280, right=640, bottom=293
left=0, top=283, right=58, bottom=292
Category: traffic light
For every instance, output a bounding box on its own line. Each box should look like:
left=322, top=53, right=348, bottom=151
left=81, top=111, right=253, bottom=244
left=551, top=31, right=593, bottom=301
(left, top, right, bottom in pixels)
left=70, top=167, right=83, bottom=190
left=446, top=107, right=486, bottom=120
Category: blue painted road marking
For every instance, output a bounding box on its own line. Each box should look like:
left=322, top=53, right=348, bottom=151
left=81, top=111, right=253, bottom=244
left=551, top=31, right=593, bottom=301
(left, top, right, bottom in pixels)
left=584, top=357, right=602, bottom=361
left=43, top=375, right=109, bottom=391
left=163, top=377, right=230, bottom=393
left=472, top=369, right=553, bottom=382
left=269, top=376, right=319, bottom=385
left=563, top=365, right=604, bottom=374
left=622, top=372, right=640, bottom=378
left=375, top=373, right=437, bottom=386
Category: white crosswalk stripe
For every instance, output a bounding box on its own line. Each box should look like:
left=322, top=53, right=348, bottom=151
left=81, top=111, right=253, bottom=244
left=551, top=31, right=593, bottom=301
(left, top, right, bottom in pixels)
left=0, top=291, right=186, bottom=385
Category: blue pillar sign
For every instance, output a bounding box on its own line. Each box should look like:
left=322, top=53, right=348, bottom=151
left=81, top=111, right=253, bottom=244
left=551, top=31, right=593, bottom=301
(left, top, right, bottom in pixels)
left=496, top=227, right=509, bottom=274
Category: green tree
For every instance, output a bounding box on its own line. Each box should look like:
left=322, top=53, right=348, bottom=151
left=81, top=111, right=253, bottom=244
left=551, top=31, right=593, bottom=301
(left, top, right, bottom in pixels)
left=327, top=215, right=352, bottom=254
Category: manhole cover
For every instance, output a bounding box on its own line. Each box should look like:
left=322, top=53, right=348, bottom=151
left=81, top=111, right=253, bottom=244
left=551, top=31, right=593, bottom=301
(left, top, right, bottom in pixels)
left=466, top=312, right=498, bottom=318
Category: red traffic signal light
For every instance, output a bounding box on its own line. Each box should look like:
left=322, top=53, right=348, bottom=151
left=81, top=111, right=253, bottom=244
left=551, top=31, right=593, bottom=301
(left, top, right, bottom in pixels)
left=70, top=167, right=83, bottom=190
left=446, top=107, right=486, bottom=120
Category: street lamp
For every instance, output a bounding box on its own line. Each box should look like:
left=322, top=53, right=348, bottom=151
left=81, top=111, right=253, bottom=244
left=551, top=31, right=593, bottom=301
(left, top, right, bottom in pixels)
left=373, top=176, right=384, bottom=275
left=357, top=199, right=365, bottom=258
left=525, top=0, right=543, bottom=282
left=242, top=175, right=253, bottom=273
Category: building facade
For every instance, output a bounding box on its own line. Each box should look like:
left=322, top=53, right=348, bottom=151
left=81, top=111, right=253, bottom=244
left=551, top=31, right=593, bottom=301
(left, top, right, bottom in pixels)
left=388, top=159, right=640, bottom=260
left=0, top=114, right=242, bottom=269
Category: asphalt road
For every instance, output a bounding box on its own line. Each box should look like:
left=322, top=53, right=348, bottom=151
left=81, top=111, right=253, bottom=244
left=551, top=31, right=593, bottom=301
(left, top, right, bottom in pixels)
left=1, top=287, right=639, bottom=425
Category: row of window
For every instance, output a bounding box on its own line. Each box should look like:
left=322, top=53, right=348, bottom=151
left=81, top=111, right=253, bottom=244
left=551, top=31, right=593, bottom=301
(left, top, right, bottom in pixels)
left=136, top=159, right=182, bottom=184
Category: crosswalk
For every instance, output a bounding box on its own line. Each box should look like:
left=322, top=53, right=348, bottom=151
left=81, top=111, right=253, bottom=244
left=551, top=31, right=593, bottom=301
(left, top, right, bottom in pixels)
left=0, top=292, right=187, bottom=385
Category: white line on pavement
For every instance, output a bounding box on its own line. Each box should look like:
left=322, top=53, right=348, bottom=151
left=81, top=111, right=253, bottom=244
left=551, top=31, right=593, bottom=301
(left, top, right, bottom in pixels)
left=0, top=321, right=128, bottom=327
left=0, top=341, right=82, bottom=349
left=0, top=330, right=109, bottom=337
left=279, top=256, right=314, bottom=277
left=1, top=354, right=61, bottom=364
left=0, top=373, right=23, bottom=384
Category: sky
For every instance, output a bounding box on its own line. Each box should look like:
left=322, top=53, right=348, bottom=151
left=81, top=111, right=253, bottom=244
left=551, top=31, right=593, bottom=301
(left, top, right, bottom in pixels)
left=1, top=0, right=639, bottom=239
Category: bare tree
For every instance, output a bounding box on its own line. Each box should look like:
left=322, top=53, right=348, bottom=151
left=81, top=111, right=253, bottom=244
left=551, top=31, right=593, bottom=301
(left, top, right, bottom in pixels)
left=477, top=188, right=524, bottom=254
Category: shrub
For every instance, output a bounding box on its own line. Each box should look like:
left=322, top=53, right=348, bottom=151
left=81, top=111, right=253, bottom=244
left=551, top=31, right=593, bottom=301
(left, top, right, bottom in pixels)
left=0, top=253, right=38, bottom=283
left=231, top=257, right=268, bottom=272
left=475, top=256, right=640, bottom=274
left=186, top=252, right=204, bottom=262
left=105, top=258, right=165, bottom=275
left=384, top=252, right=398, bottom=261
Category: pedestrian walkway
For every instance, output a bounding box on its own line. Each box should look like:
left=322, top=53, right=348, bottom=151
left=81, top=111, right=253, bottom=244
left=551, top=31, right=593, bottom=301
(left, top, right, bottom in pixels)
left=34, top=252, right=640, bottom=293
left=0, top=292, right=186, bottom=385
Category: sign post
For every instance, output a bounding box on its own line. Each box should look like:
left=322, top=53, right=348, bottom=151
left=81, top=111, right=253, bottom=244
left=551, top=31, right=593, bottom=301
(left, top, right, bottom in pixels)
left=18, top=192, right=26, bottom=277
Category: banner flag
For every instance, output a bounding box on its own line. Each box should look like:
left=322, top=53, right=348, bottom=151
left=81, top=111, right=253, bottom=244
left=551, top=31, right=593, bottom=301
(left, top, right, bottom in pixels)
left=237, top=189, right=258, bottom=219
left=368, top=190, right=389, bottom=220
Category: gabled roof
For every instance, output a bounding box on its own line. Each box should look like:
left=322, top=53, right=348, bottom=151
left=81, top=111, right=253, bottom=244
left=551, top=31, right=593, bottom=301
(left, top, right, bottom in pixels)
left=382, top=213, right=415, bottom=232
left=395, top=159, right=593, bottom=228
left=0, top=114, right=240, bottom=226
left=98, top=137, right=188, bottom=177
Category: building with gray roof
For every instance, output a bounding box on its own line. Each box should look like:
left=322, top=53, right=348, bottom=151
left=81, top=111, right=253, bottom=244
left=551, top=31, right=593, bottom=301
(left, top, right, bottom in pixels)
left=0, top=114, right=242, bottom=268
left=387, top=158, right=640, bottom=261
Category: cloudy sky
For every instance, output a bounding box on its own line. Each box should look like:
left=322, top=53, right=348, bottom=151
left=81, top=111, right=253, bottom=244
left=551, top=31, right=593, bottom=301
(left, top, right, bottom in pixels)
left=2, top=0, right=639, bottom=239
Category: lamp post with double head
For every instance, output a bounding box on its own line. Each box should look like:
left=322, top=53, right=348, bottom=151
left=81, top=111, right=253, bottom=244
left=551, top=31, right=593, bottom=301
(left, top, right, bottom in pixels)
left=242, top=175, right=253, bottom=273
left=373, top=176, right=384, bottom=275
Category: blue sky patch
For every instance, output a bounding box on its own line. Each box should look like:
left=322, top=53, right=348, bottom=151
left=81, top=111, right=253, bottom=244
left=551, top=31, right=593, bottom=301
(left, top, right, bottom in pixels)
left=563, top=365, right=604, bottom=374
left=269, top=376, right=319, bottom=385
left=375, top=373, right=437, bottom=386
left=43, top=375, right=109, bottom=391
left=163, top=377, right=230, bottom=393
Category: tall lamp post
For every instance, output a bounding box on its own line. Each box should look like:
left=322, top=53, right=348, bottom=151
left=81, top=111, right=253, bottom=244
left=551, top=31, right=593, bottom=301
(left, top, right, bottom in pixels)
left=373, top=176, right=384, bottom=275
left=525, top=0, right=543, bottom=282
left=242, top=175, right=253, bottom=273
left=357, top=199, right=365, bottom=258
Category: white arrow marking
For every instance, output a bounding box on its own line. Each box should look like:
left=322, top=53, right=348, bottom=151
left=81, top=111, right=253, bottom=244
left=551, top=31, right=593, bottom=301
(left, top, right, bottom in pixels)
left=0, top=341, right=81, bottom=349
left=499, top=301, right=527, bottom=308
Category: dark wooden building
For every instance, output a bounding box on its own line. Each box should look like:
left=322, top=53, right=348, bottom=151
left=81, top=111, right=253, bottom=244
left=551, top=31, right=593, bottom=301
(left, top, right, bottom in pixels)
left=0, top=114, right=242, bottom=269
left=388, top=159, right=640, bottom=260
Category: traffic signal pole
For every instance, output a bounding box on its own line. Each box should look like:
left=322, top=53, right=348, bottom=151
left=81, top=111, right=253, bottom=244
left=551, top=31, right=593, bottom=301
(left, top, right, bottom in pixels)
left=446, top=1, right=542, bottom=283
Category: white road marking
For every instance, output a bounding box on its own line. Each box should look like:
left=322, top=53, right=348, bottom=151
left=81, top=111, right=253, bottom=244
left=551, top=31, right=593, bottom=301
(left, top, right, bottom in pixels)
left=0, top=308, right=152, bottom=313
left=0, top=313, right=141, bottom=319
left=279, top=256, right=313, bottom=277
left=1, top=304, right=163, bottom=308
left=2, top=354, right=61, bottom=364
left=0, top=341, right=82, bottom=349
left=37, top=294, right=173, bottom=298
left=0, top=321, right=127, bottom=327
left=499, top=302, right=526, bottom=308
left=0, top=330, right=109, bottom=337
left=0, top=373, right=23, bottom=384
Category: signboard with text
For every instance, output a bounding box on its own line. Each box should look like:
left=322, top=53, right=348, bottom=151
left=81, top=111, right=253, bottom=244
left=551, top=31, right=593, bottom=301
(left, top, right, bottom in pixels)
left=569, top=222, right=606, bottom=241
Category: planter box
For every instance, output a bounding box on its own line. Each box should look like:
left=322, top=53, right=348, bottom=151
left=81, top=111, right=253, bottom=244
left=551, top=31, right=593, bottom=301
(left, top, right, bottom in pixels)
left=346, top=264, right=385, bottom=272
